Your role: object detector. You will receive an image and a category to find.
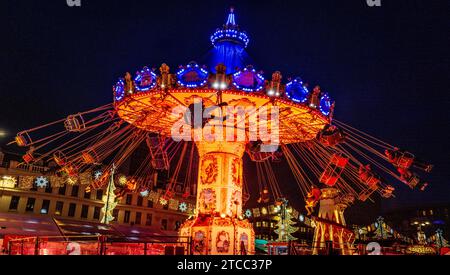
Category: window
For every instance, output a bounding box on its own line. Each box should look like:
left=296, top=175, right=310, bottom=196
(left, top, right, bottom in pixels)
left=26, top=198, right=36, bottom=212
left=256, top=222, right=261, bottom=227
left=96, top=190, right=103, bottom=200
left=9, top=196, right=20, bottom=211
left=429, top=210, right=434, bottom=215
left=71, top=185, right=79, bottom=197
left=124, top=211, right=131, bottom=223
left=55, top=201, right=64, bottom=216
left=161, top=219, right=168, bottom=230
left=45, top=185, right=52, bottom=193
left=137, top=196, right=143, bottom=207
left=113, top=209, right=119, bottom=221
left=58, top=185, right=67, bottom=196
left=147, top=200, right=153, bottom=208
left=145, top=214, right=152, bottom=226
left=422, top=210, right=427, bottom=216
left=262, top=221, right=268, bottom=228
left=175, top=221, right=181, bottom=231
left=126, top=194, right=133, bottom=205
left=81, top=205, right=89, bottom=218
left=84, top=191, right=91, bottom=199
left=93, top=207, right=101, bottom=220
left=41, top=200, right=50, bottom=214
left=135, top=212, right=142, bottom=225
left=68, top=203, right=76, bottom=217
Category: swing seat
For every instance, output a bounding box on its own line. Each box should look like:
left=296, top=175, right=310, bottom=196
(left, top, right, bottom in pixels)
left=15, top=132, right=33, bottom=147
left=22, top=153, right=34, bottom=164
left=358, top=190, right=374, bottom=202
left=380, top=186, right=395, bottom=198
left=62, top=165, right=78, bottom=177
left=248, top=151, right=273, bottom=162
left=151, top=155, right=169, bottom=170
left=82, top=150, right=98, bottom=164
left=319, top=132, right=345, bottom=147
left=330, top=153, right=349, bottom=168
left=320, top=171, right=339, bottom=186
left=53, top=151, right=67, bottom=166
left=257, top=189, right=270, bottom=204
left=147, top=135, right=169, bottom=170
left=64, top=114, right=86, bottom=132
left=165, top=190, right=175, bottom=199
left=359, top=170, right=381, bottom=189
left=396, top=152, right=414, bottom=169
left=318, top=126, right=345, bottom=147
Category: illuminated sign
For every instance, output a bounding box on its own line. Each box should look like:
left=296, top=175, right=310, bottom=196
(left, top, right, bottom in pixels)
left=0, top=176, right=17, bottom=188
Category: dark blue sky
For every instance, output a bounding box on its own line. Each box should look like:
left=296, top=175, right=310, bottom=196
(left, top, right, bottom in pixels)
left=1, top=0, right=448, bottom=210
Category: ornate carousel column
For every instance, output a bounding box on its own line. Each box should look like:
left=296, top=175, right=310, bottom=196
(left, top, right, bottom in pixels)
left=179, top=140, right=255, bottom=255
left=312, top=188, right=355, bottom=255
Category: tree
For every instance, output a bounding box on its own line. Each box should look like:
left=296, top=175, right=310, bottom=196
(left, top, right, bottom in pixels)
left=373, top=216, right=392, bottom=240
left=274, top=199, right=298, bottom=242
left=101, top=165, right=118, bottom=224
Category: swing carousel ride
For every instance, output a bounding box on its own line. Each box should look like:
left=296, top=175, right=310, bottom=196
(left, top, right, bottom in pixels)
left=9, top=8, right=433, bottom=255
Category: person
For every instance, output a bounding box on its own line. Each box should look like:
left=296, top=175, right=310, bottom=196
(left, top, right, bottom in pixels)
left=318, top=124, right=345, bottom=146
left=385, top=148, right=433, bottom=172
left=398, top=167, right=428, bottom=191
left=124, top=72, right=135, bottom=94
left=380, top=185, right=395, bottom=198
left=308, top=86, right=321, bottom=108
left=257, top=188, right=270, bottom=203
left=358, top=164, right=380, bottom=189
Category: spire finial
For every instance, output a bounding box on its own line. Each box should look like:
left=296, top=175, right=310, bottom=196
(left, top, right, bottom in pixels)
left=226, top=7, right=236, bottom=26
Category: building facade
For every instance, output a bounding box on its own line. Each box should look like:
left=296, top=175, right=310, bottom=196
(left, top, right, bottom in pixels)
left=245, top=202, right=314, bottom=244
left=0, top=149, right=194, bottom=236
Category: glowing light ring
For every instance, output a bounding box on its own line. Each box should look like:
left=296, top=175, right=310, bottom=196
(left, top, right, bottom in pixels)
left=113, top=79, right=125, bottom=101
left=319, top=92, right=332, bottom=116
left=232, top=67, right=265, bottom=92
left=285, top=77, right=309, bottom=103
left=176, top=62, right=209, bottom=88
left=179, top=202, right=188, bottom=212
left=35, top=176, right=49, bottom=188
left=134, top=66, right=157, bottom=92
left=210, top=29, right=249, bottom=48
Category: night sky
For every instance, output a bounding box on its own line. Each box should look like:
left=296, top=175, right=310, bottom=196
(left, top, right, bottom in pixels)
left=1, top=0, right=448, bottom=212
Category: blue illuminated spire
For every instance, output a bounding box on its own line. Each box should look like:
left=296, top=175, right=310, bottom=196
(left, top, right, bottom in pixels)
left=226, top=7, right=236, bottom=26
left=207, top=7, right=252, bottom=74
left=210, top=7, right=249, bottom=48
